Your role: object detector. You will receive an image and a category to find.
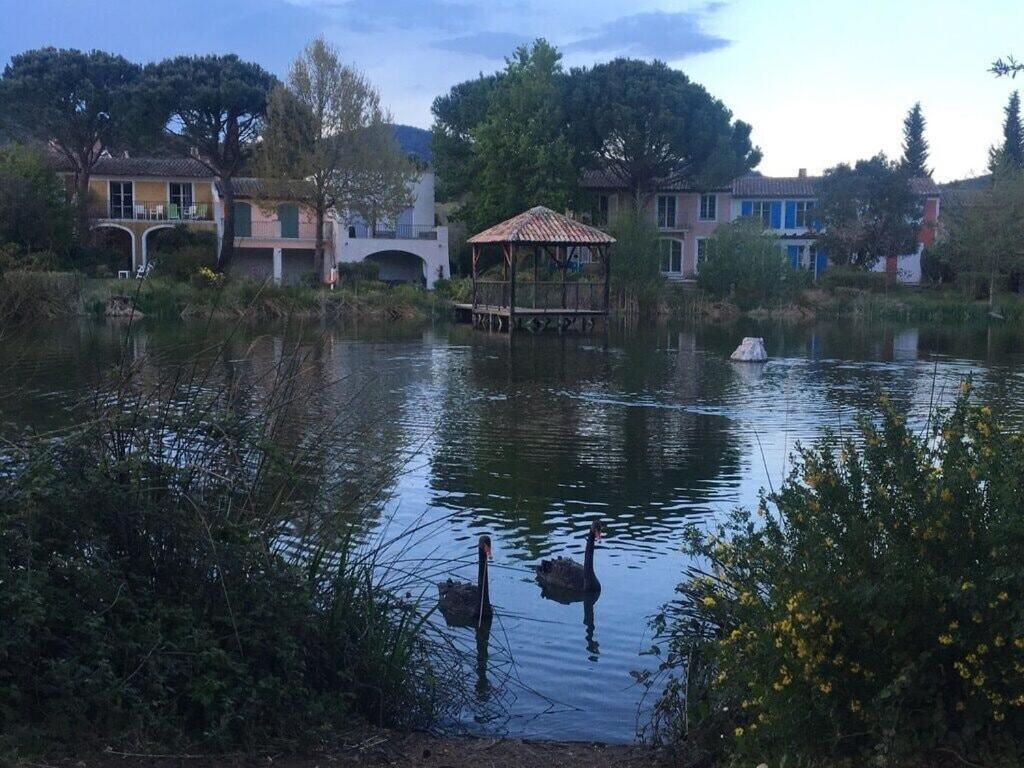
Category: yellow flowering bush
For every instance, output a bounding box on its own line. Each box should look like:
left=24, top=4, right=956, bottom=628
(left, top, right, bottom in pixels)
left=644, top=387, right=1024, bottom=766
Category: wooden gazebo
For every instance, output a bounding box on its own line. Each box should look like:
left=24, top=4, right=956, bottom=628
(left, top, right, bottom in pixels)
left=459, top=206, right=615, bottom=332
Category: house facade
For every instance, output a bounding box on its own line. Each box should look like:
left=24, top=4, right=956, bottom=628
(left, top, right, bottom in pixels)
left=582, top=169, right=941, bottom=284
left=56, top=155, right=451, bottom=288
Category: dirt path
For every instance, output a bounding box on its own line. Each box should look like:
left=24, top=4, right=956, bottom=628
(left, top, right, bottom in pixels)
left=33, top=729, right=671, bottom=768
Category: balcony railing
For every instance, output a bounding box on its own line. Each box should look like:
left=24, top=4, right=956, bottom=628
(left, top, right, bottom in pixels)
left=90, top=201, right=214, bottom=222
left=346, top=224, right=439, bottom=241
left=236, top=221, right=325, bottom=241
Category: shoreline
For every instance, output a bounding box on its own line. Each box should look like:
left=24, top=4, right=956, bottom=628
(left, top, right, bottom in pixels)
left=16, top=729, right=668, bottom=768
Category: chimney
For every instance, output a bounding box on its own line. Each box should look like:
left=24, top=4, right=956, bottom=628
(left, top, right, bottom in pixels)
left=798, top=168, right=807, bottom=178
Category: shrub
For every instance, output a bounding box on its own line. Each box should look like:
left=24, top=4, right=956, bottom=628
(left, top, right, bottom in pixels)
left=646, top=387, right=1024, bottom=767
left=0, top=332, right=463, bottom=755
left=149, top=227, right=218, bottom=281
left=609, top=210, right=663, bottom=315
left=0, top=143, right=74, bottom=260
left=338, top=261, right=381, bottom=286
left=818, top=265, right=890, bottom=293
left=0, top=269, right=82, bottom=325
left=697, top=219, right=809, bottom=308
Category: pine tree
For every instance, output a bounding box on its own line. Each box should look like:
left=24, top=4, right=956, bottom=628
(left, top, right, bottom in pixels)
left=1002, top=90, right=1024, bottom=170
left=900, top=102, right=930, bottom=177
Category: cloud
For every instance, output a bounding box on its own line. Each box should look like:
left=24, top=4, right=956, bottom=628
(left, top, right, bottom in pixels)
left=566, top=8, right=731, bottom=60
left=317, top=0, right=484, bottom=33
left=431, top=30, right=533, bottom=59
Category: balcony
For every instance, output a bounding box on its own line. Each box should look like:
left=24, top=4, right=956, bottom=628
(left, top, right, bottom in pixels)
left=236, top=221, right=328, bottom=241
left=90, top=201, right=214, bottom=222
left=345, top=224, right=439, bottom=241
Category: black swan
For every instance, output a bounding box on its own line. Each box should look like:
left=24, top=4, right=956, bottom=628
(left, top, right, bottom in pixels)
left=535, top=521, right=602, bottom=595
left=437, top=534, right=493, bottom=627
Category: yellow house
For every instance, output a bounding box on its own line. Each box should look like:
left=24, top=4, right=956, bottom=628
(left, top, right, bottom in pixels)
left=56, top=155, right=218, bottom=270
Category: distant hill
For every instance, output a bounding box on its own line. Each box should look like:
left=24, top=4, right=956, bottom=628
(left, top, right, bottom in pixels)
left=392, top=124, right=432, bottom=165
left=940, top=174, right=991, bottom=191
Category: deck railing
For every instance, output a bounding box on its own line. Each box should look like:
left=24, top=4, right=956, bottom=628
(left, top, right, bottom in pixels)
left=346, top=224, right=439, bottom=240
left=472, top=279, right=604, bottom=311
left=90, top=201, right=214, bottom=221
left=236, top=221, right=324, bottom=240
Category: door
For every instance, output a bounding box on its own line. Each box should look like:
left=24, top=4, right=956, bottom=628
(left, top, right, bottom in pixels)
left=110, top=181, right=133, bottom=219
left=233, top=202, right=252, bottom=238
left=278, top=204, right=299, bottom=238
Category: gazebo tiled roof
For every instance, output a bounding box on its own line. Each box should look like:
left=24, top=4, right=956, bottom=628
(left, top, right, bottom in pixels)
left=468, top=206, right=615, bottom=245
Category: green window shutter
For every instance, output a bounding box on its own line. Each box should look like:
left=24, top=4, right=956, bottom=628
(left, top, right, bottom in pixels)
left=278, top=204, right=299, bottom=238
left=234, top=202, right=252, bottom=237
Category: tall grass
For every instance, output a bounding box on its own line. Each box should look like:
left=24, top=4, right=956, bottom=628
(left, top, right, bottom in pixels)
left=0, top=320, right=469, bottom=757
left=0, top=270, right=82, bottom=326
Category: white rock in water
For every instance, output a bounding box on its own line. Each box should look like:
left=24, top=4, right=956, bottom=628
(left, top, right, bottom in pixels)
left=730, top=337, right=767, bottom=362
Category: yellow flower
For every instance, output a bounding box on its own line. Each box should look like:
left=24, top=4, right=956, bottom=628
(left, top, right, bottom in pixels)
left=849, top=699, right=861, bottom=713
left=734, top=727, right=744, bottom=738
left=940, top=488, right=952, bottom=502
left=995, top=636, right=1005, bottom=648
left=956, top=701, right=966, bottom=712
left=961, top=582, right=975, bottom=591
left=938, top=634, right=954, bottom=646
left=998, top=591, right=1009, bottom=602
left=972, top=674, right=986, bottom=688
left=819, top=681, right=833, bottom=694
left=701, top=596, right=717, bottom=608
left=949, top=621, right=959, bottom=631
left=994, top=711, right=1006, bottom=722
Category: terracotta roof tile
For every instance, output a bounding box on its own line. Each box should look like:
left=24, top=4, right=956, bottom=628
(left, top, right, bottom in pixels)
left=468, top=206, right=616, bottom=245
left=51, top=154, right=213, bottom=178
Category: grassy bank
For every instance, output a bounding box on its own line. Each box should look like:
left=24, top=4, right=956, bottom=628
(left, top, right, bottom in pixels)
left=87, top=276, right=450, bottom=322
left=0, top=270, right=452, bottom=327
left=0, top=327, right=468, bottom=760
left=666, top=282, right=1024, bottom=325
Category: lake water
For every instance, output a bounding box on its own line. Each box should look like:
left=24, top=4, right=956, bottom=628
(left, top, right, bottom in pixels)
left=2, top=317, right=1024, bottom=742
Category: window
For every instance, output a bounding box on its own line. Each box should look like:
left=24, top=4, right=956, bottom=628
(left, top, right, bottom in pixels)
left=749, top=200, right=771, bottom=228
left=595, top=194, right=610, bottom=225
left=659, top=239, right=683, bottom=273
left=109, top=181, right=133, bottom=219
left=169, top=182, right=193, bottom=209
left=696, top=237, right=709, bottom=269
left=657, top=195, right=677, bottom=228
left=795, top=200, right=816, bottom=228
left=699, top=194, right=717, bottom=221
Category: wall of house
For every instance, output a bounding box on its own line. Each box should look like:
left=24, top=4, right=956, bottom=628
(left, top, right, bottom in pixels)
left=87, top=177, right=214, bottom=205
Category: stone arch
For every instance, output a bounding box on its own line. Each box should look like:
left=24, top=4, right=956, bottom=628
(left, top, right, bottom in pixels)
left=364, top=249, right=426, bottom=286
left=90, top=222, right=136, bottom=272
left=142, top=224, right=178, bottom=267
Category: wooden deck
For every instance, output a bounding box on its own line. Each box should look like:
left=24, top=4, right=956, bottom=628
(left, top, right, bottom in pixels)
left=453, top=303, right=606, bottom=332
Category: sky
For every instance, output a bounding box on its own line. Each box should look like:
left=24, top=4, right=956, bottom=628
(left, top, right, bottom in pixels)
left=1, top=0, right=1022, bottom=182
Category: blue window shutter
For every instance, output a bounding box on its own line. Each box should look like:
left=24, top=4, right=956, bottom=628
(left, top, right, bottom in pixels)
left=786, top=245, right=800, bottom=268
left=741, top=200, right=752, bottom=217
left=770, top=201, right=782, bottom=229
left=816, top=249, right=828, bottom=273
left=785, top=201, right=796, bottom=228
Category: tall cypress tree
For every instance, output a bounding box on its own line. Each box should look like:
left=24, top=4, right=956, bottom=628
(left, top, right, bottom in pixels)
left=900, top=102, right=930, bottom=177
left=1002, top=90, right=1024, bottom=170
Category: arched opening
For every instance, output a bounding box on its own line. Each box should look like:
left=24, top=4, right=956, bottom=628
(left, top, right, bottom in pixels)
left=142, top=224, right=177, bottom=267
left=364, top=250, right=426, bottom=286
left=89, top=224, right=135, bottom=276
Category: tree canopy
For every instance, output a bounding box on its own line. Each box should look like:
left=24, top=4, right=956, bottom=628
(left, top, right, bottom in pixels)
left=260, top=38, right=414, bottom=277
left=566, top=58, right=761, bottom=207
left=431, top=44, right=760, bottom=228
left=0, top=47, right=160, bottom=240
left=148, top=54, right=277, bottom=271
left=900, top=102, right=930, bottom=177
left=814, top=154, right=922, bottom=268
left=0, top=143, right=74, bottom=260
left=465, top=40, right=578, bottom=233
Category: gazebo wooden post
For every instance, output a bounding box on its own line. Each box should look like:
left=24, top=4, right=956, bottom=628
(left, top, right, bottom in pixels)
left=560, top=246, right=568, bottom=310
left=501, top=245, right=508, bottom=307
left=533, top=245, right=539, bottom=309
left=602, top=245, right=611, bottom=314
left=508, top=242, right=517, bottom=331
left=471, top=244, right=479, bottom=310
